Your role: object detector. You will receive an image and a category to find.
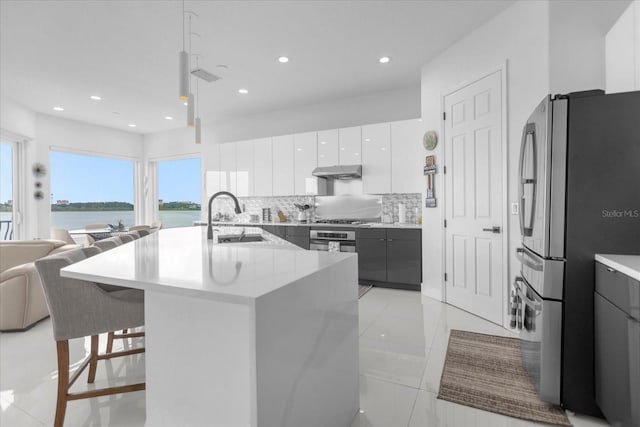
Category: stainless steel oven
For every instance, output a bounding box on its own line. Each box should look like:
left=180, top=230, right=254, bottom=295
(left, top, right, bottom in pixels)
left=309, top=230, right=356, bottom=252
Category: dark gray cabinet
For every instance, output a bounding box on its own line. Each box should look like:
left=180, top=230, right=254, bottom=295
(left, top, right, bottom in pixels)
left=356, top=228, right=421, bottom=290
left=263, top=225, right=309, bottom=249
left=357, top=229, right=387, bottom=282
left=595, top=261, right=640, bottom=427
left=386, top=229, right=422, bottom=285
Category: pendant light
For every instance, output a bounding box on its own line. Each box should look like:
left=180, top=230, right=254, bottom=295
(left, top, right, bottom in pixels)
left=186, top=13, right=195, bottom=128
left=195, top=58, right=202, bottom=144
left=178, top=0, right=189, bottom=101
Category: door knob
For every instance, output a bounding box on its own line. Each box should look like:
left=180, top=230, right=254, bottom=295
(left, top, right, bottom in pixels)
left=482, top=226, right=501, bottom=233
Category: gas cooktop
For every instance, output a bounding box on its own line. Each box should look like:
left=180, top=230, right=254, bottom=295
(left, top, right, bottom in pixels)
left=312, top=219, right=369, bottom=225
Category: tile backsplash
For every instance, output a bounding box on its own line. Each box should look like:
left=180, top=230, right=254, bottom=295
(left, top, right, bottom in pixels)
left=211, top=193, right=421, bottom=224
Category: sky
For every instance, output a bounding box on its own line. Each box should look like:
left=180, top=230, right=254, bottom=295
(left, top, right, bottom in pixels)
left=1, top=147, right=201, bottom=204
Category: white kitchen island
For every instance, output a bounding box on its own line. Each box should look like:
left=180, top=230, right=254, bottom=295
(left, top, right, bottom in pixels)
left=61, top=226, right=359, bottom=427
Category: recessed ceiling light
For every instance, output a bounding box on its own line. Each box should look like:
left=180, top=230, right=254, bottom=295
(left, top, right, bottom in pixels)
left=112, top=111, right=120, bottom=115
left=164, top=116, right=174, bottom=120
left=183, top=102, right=188, bottom=106
left=355, top=153, right=360, bottom=156
left=296, top=148, right=302, bottom=151
left=128, top=124, right=137, bottom=128
left=53, top=106, right=64, bottom=111
left=278, top=56, right=289, bottom=63
left=379, top=56, right=391, bottom=64
left=90, top=95, right=102, bottom=101
left=238, top=88, right=249, bottom=94
left=364, top=138, right=371, bottom=142
left=320, top=141, right=327, bottom=145
left=340, top=147, right=345, bottom=151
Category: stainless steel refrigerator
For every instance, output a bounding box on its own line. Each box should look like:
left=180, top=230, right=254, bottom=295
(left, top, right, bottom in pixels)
left=513, top=90, right=640, bottom=416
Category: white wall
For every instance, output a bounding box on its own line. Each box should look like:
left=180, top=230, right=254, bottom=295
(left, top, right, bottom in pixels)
left=420, top=0, right=550, bottom=306
left=420, top=0, right=630, bottom=319
left=549, top=0, right=632, bottom=94
left=606, top=0, right=640, bottom=92
left=33, top=114, right=143, bottom=238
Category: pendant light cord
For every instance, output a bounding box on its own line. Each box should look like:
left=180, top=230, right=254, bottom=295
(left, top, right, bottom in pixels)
left=182, top=0, right=185, bottom=51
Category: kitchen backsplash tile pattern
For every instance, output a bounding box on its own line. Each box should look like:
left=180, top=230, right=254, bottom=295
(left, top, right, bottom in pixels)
left=211, top=193, right=421, bottom=224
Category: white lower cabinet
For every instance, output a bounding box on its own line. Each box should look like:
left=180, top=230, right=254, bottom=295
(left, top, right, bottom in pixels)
left=362, top=123, right=391, bottom=194
left=253, top=138, right=273, bottom=196
left=272, top=135, right=294, bottom=196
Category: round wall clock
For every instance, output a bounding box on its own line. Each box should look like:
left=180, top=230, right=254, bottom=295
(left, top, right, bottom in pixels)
left=423, top=130, right=438, bottom=151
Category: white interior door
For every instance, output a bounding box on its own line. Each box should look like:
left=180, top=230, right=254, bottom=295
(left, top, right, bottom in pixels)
left=444, top=70, right=504, bottom=325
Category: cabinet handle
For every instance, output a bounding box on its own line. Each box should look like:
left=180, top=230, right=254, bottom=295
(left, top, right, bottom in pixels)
left=606, top=267, right=615, bottom=273
left=378, top=238, right=386, bottom=241
left=387, top=238, right=393, bottom=242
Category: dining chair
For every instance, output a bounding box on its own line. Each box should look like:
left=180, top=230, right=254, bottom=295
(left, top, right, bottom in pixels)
left=51, top=228, right=77, bottom=245
left=135, top=229, right=150, bottom=237
left=92, top=236, right=123, bottom=251
left=150, top=221, right=163, bottom=232
left=118, top=234, right=135, bottom=244
left=34, top=247, right=145, bottom=427
left=128, top=225, right=151, bottom=232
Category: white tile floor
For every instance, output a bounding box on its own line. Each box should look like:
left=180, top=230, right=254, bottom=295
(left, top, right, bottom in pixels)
left=1, top=287, right=609, bottom=427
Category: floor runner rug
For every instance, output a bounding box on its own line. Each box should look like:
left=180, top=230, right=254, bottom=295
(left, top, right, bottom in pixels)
left=358, top=284, right=373, bottom=298
left=437, top=330, right=571, bottom=426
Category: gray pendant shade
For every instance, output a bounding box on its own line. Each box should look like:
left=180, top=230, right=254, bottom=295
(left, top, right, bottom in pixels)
left=187, top=93, right=195, bottom=127
left=178, top=51, right=189, bottom=100
left=195, top=117, right=201, bottom=144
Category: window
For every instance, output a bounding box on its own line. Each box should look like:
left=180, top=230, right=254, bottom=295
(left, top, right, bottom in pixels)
left=50, top=151, right=134, bottom=230
left=157, top=157, right=201, bottom=228
left=0, top=142, right=14, bottom=239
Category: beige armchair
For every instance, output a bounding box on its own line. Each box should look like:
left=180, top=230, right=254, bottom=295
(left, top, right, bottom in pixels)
left=0, top=239, right=79, bottom=331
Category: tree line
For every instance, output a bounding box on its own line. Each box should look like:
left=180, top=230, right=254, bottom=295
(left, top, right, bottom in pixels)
left=50, top=202, right=201, bottom=211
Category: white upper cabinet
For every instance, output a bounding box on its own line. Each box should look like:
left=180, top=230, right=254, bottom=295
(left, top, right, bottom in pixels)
left=293, top=132, right=318, bottom=195
left=391, top=119, right=424, bottom=194
left=272, top=135, right=295, bottom=196
left=339, top=126, right=362, bottom=165
left=219, top=142, right=237, bottom=194
left=253, top=138, right=273, bottom=197
left=317, top=129, right=339, bottom=166
left=204, top=143, right=221, bottom=198
left=235, top=140, right=254, bottom=197
left=362, top=122, right=391, bottom=194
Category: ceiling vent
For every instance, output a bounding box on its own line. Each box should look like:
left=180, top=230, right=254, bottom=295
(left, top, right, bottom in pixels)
left=191, top=68, right=221, bottom=83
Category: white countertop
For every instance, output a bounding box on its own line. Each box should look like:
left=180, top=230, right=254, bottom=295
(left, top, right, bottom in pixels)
left=595, top=254, right=640, bottom=281
left=61, top=226, right=356, bottom=302
left=194, top=220, right=422, bottom=229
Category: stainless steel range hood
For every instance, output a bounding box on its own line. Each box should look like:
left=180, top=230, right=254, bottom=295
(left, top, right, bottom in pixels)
left=312, top=164, right=362, bottom=179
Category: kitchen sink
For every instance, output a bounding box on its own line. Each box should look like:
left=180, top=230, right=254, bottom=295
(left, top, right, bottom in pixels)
left=217, top=234, right=265, bottom=243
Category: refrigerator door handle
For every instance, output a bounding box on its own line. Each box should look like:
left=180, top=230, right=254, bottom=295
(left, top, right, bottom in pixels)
left=519, top=122, right=537, bottom=237
left=516, top=247, right=543, bottom=271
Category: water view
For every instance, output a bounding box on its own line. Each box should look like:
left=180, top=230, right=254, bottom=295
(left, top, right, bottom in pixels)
left=0, top=210, right=202, bottom=231
left=51, top=210, right=202, bottom=230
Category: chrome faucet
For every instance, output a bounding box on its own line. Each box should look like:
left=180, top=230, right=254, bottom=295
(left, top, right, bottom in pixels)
left=207, top=191, right=242, bottom=240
